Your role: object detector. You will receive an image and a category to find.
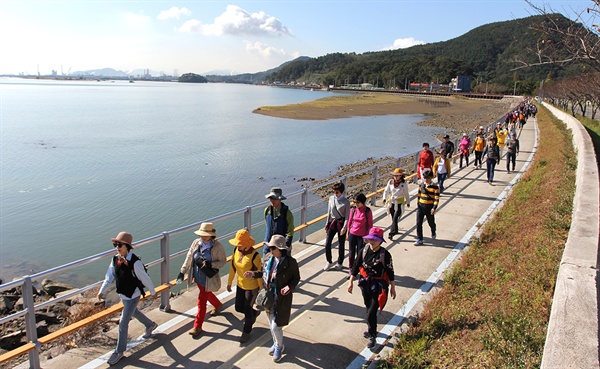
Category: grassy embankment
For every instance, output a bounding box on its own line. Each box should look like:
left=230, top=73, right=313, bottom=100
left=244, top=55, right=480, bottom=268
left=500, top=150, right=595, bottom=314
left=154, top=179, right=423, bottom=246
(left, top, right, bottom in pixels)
left=383, top=105, right=577, bottom=368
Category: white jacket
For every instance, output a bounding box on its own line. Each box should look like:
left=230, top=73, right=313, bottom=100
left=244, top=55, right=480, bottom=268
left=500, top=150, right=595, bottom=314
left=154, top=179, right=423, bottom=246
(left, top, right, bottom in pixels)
left=383, top=180, right=410, bottom=209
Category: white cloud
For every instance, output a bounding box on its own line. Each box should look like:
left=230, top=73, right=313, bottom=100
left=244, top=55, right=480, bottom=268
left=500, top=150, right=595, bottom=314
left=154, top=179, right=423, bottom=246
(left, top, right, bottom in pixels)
left=244, top=41, right=285, bottom=58
left=180, top=5, right=292, bottom=37
left=158, top=7, right=191, bottom=20
left=244, top=41, right=300, bottom=64
left=179, top=19, right=202, bottom=33
left=382, top=37, right=426, bottom=50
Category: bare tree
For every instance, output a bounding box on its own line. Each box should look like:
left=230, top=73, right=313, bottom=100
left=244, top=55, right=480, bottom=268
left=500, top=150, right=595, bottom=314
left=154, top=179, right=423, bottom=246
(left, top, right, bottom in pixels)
left=514, top=1, right=599, bottom=72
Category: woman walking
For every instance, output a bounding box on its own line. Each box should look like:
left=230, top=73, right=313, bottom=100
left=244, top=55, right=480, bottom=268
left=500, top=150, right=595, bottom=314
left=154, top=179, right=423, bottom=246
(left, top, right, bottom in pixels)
left=482, top=137, right=500, bottom=185
left=458, top=133, right=471, bottom=168
left=98, top=232, right=158, bottom=366
left=227, top=229, right=263, bottom=343
left=473, top=132, right=486, bottom=169
left=433, top=149, right=451, bottom=194
left=245, top=235, right=300, bottom=362
left=382, top=168, right=410, bottom=240
left=323, top=182, right=351, bottom=271
left=347, top=193, right=373, bottom=276
left=177, top=222, right=226, bottom=337
left=347, top=227, right=396, bottom=349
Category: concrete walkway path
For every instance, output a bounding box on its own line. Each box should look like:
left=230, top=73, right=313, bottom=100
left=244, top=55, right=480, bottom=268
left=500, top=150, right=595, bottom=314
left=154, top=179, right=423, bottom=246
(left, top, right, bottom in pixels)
left=32, top=119, right=538, bottom=369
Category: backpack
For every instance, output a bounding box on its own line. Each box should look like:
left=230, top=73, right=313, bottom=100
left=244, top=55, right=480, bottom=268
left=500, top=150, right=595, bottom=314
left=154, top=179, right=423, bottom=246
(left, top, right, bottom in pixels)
left=362, top=247, right=385, bottom=273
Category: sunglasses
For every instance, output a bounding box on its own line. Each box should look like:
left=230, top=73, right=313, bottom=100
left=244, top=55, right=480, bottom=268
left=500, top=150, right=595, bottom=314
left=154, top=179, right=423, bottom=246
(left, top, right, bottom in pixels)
left=269, top=246, right=278, bottom=251
left=113, top=242, right=127, bottom=248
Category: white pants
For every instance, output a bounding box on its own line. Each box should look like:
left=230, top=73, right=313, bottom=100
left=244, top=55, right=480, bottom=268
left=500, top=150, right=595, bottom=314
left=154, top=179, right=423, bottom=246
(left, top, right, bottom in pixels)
left=269, top=310, right=284, bottom=348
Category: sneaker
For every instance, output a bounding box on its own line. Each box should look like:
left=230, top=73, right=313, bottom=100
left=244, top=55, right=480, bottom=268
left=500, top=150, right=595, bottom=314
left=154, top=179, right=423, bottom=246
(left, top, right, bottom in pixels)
left=210, top=306, right=221, bottom=316
left=333, top=262, right=342, bottom=270
left=432, top=232, right=437, bottom=240
left=240, top=332, right=251, bottom=343
left=414, top=239, right=423, bottom=246
left=107, top=352, right=124, bottom=366
left=388, top=233, right=394, bottom=240
left=143, top=322, right=158, bottom=339
left=268, top=343, right=277, bottom=356
left=188, top=327, right=202, bottom=336
left=273, top=344, right=285, bottom=362
left=367, top=335, right=376, bottom=349
left=323, top=262, right=333, bottom=271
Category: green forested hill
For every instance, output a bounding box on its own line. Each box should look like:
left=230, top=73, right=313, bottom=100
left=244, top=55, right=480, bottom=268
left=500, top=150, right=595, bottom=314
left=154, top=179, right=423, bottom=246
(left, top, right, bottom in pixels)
left=267, top=14, right=584, bottom=94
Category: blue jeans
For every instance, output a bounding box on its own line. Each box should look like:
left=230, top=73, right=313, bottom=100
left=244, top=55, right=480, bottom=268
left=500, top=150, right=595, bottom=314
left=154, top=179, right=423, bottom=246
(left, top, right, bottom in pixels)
left=117, top=296, right=154, bottom=353
left=437, top=173, right=447, bottom=193
left=486, top=158, right=497, bottom=183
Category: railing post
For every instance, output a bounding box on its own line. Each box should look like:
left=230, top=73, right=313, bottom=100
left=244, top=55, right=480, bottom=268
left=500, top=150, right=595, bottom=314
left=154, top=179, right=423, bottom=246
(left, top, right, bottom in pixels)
left=300, top=189, right=308, bottom=243
left=244, top=206, right=252, bottom=233
left=370, top=166, right=378, bottom=206
left=342, top=175, right=348, bottom=191
left=23, top=276, right=41, bottom=369
left=396, top=158, right=402, bottom=169
left=159, top=233, right=171, bottom=312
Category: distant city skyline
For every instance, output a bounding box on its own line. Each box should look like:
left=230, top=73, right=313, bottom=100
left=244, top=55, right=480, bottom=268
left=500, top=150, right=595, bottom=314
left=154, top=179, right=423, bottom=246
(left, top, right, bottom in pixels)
left=0, top=1, right=592, bottom=76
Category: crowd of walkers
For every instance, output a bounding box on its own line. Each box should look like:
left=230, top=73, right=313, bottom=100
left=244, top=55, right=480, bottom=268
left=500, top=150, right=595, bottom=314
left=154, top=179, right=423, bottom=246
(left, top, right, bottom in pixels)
left=97, top=100, right=533, bottom=366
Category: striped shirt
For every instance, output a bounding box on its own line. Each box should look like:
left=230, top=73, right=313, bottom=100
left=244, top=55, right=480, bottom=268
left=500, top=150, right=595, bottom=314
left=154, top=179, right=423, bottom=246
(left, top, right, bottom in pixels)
left=418, top=182, right=440, bottom=209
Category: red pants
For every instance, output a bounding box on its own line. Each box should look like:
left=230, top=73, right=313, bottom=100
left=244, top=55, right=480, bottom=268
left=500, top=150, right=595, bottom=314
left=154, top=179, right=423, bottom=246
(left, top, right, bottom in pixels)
left=194, top=284, right=221, bottom=329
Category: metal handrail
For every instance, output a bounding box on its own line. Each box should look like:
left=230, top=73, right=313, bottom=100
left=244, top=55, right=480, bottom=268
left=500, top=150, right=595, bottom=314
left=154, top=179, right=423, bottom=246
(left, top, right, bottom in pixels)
left=0, top=119, right=504, bottom=367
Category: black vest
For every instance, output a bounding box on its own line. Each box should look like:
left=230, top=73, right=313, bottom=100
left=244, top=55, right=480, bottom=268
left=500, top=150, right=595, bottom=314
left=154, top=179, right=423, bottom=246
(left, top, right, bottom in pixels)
left=113, top=253, right=143, bottom=298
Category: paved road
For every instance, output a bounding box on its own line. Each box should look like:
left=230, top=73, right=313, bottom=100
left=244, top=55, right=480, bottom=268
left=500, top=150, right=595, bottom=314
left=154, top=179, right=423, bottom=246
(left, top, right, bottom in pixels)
left=29, top=120, right=537, bottom=369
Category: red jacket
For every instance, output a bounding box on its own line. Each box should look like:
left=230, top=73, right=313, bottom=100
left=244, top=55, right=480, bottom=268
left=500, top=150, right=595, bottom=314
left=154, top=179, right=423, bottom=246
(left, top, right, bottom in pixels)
left=417, top=150, right=434, bottom=178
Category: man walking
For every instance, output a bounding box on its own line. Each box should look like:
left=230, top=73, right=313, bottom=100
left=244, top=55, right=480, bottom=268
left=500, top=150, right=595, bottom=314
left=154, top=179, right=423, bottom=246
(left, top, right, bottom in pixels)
left=263, top=187, right=294, bottom=255
left=441, top=134, right=455, bottom=160
left=505, top=133, right=520, bottom=173
left=414, top=169, right=439, bottom=246
left=417, top=143, right=434, bottom=183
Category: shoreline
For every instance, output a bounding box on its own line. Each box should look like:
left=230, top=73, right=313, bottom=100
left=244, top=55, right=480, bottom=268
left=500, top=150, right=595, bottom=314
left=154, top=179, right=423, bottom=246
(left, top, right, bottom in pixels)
left=254, top=93, right=518, bottom=138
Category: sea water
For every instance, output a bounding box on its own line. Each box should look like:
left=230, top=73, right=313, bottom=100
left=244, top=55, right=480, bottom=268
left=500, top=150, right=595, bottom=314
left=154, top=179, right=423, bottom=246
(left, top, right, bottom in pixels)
left=0, top=78, right=440, bottom=284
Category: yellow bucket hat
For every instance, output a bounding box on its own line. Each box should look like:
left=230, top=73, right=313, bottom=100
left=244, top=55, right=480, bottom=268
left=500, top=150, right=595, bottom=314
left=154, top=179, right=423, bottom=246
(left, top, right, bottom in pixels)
left=228, top=229, right=255, bottom=248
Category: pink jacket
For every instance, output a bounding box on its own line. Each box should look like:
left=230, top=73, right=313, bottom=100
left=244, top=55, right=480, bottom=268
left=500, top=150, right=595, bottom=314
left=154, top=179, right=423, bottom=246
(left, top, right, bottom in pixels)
left=459, top=137, right=471, bottom=151
left=348, top=206, right=373, bottom=237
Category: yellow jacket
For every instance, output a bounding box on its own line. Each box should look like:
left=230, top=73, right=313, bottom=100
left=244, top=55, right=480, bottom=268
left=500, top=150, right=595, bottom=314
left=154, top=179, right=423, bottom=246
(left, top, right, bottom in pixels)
left=496, top=129, right=508, bottom=147
left=227, top=248, right=263, bottom=290
left=473, top=136, right=486, bottom=151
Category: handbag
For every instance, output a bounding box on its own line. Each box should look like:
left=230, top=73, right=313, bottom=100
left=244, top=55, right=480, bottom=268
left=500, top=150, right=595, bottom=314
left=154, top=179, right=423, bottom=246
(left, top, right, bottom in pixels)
left=200, top=265, right=219, bottom=278
left=256, top=287, right=274, bottom=310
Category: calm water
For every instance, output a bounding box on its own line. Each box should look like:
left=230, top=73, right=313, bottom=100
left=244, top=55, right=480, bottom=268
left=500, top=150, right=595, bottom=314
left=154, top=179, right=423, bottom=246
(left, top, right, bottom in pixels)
left=0, top=78, right=441, bottom=284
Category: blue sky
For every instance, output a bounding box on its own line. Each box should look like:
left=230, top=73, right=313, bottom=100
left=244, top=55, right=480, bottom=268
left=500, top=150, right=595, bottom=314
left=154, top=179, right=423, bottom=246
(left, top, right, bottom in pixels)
left=0, top=1, right=592, bottom=76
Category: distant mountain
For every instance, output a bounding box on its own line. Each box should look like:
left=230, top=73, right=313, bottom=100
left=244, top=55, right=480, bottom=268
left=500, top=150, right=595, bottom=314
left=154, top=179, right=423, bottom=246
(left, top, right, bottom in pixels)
left=204, top=56, right=311, bottom=84
left=70, top=68, right=128, bottom=77
left=203, top=69, right=237, bottom=76
left=69, top=68, right=167, bottom=77
left=266, top=14, right=587, bottom=94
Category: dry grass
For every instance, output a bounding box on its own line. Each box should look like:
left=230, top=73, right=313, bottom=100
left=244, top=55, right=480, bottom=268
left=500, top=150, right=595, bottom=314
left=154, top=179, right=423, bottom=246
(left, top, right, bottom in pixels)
left=256, top=93, right=412, bottom=112
left=383, top=105, right=577, bottom=368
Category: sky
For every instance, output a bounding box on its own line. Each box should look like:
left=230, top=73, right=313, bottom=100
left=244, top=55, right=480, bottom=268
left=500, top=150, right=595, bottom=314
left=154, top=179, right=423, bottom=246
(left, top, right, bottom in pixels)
left=0, top=0, right=593, bottom=76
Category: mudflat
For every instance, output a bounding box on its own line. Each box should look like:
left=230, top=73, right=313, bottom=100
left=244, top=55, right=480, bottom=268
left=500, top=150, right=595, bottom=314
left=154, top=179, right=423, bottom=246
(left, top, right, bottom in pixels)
left=253, top=93, right=518, bottom=136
